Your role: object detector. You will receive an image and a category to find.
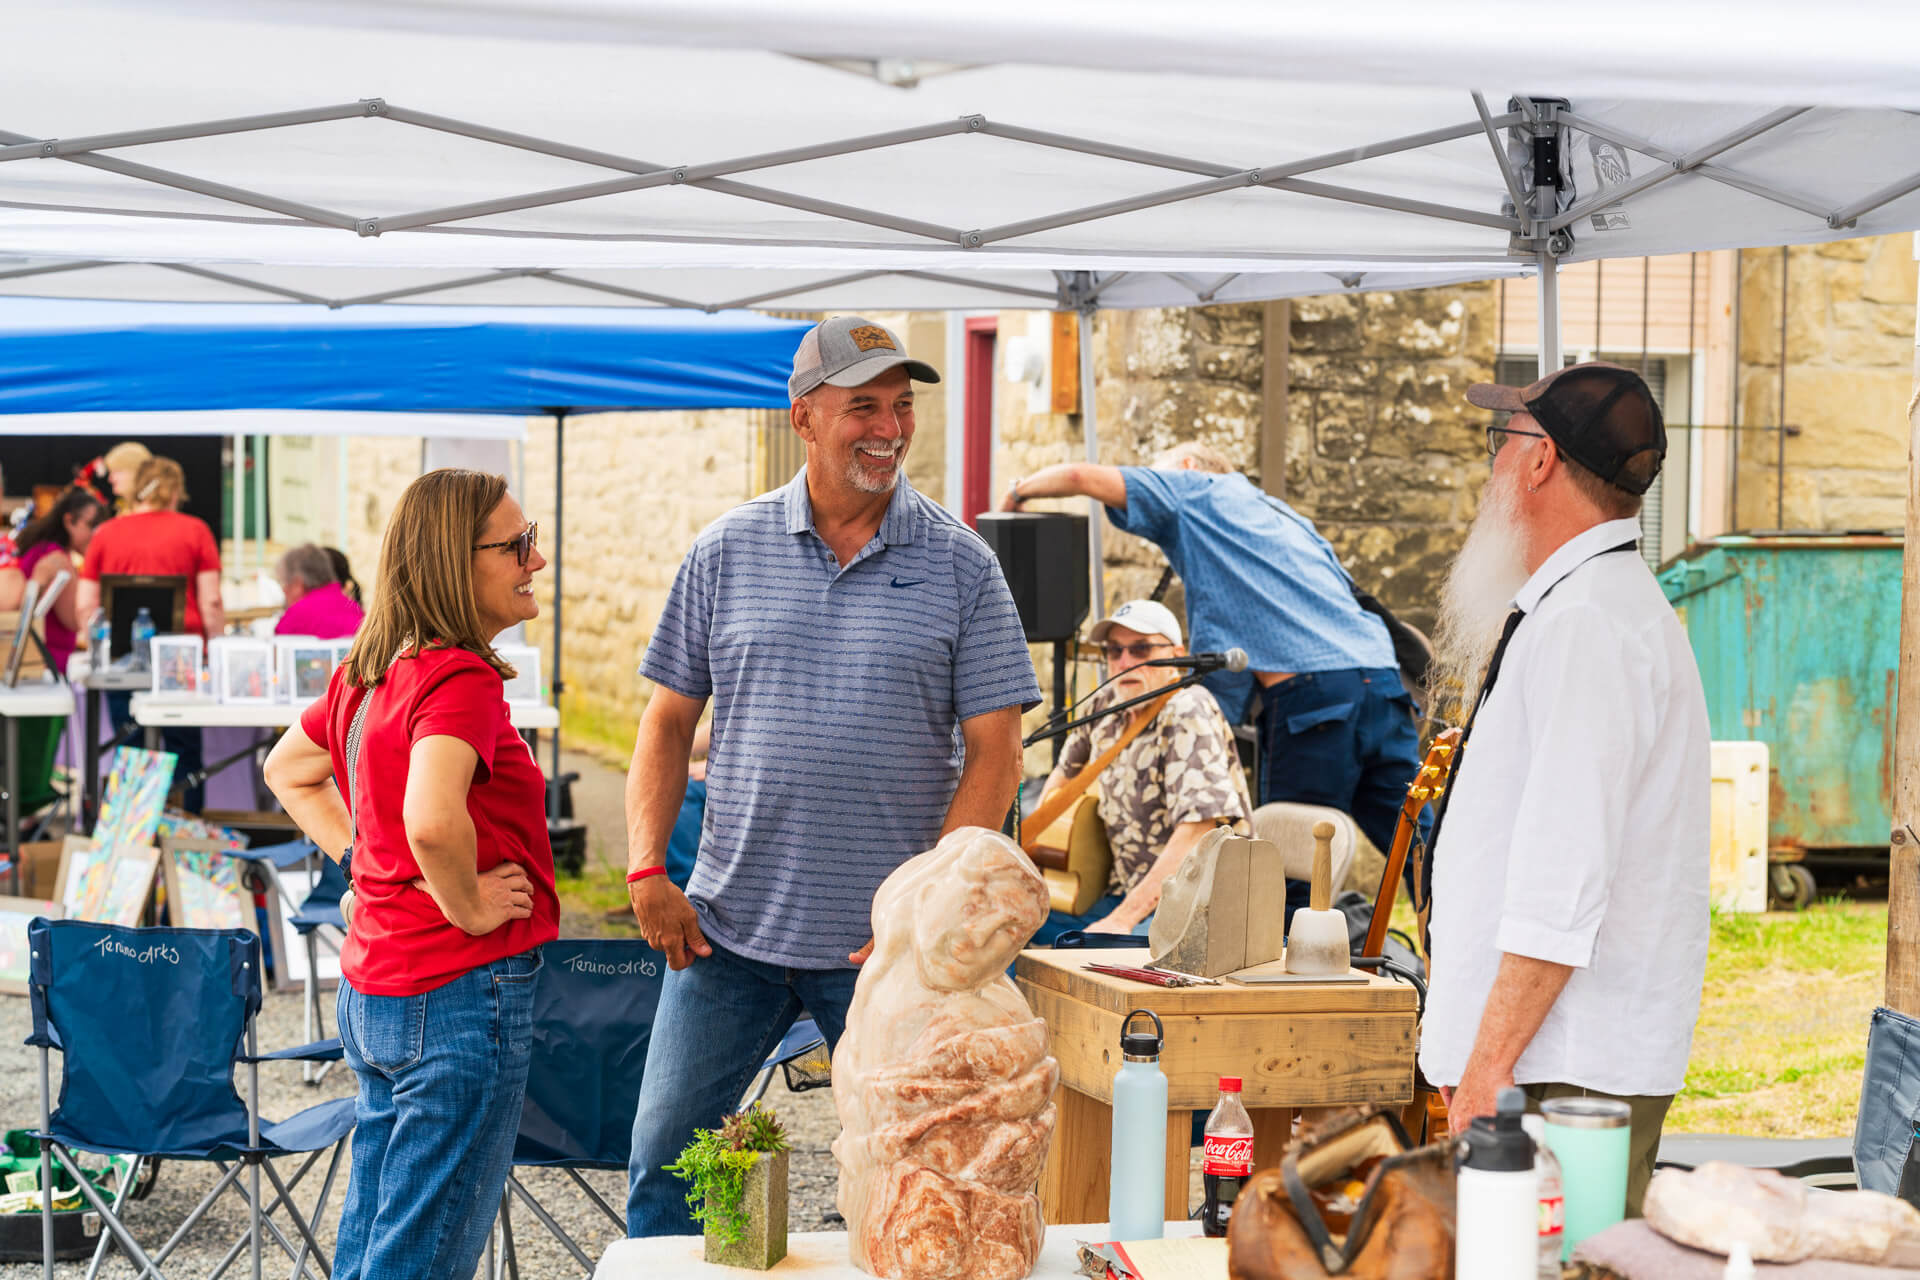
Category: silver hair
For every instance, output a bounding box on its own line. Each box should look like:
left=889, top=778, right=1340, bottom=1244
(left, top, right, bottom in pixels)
left=276, top=543, right=338, bottom=591
left=1151, top=441, right=1235, bottom=474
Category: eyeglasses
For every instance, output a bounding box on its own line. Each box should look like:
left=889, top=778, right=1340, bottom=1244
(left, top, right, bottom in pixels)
left=1102, top=641, right=1174, bottom=663
left=1485, top=424, right=1547, bottom=458
left=473, top=521, right=538, bottom=566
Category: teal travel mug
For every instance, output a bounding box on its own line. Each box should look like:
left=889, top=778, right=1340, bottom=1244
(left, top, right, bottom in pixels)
left=1539, top=1097, right=1631, bottom=1257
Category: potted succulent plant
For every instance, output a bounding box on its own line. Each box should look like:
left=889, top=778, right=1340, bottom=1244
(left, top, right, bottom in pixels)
left=664, top=1103, right=791, bottom=1269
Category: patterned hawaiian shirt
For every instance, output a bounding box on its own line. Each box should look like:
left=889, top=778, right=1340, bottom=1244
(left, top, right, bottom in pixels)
left=1057, top=682, right=1254, bottom=896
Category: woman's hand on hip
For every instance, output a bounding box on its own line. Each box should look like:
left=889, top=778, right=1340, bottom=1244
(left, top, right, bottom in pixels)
left=410, top=861, right=536, bottom=936
left=629, top=877, right=712, bottom=971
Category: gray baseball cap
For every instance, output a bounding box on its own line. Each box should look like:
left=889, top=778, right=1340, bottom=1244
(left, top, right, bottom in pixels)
left=788, top=315, right=941, bottom=401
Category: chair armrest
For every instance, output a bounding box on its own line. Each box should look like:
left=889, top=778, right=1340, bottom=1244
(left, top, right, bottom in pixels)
left=243, top=1037, right=343, bottom=1064
left=230, top=839, right=321, bottom=870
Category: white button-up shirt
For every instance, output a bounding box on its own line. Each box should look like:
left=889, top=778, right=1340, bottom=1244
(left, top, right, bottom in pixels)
left=1420, top=518, right=1711, bottom=1097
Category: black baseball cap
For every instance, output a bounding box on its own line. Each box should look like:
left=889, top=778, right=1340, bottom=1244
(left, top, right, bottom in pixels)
left=1466, top=361, right=1667, bottom=495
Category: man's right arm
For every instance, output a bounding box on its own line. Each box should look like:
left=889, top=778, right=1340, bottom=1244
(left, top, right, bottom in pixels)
left=999, top=463, right=1128, bottom=512
left=626, top=684, right=713, bottom=970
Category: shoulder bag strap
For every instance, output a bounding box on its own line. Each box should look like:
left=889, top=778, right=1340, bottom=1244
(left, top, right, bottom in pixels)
left=343, top=684, right=374, bottom=850
left=1019, top=689, right=1177, bottom=854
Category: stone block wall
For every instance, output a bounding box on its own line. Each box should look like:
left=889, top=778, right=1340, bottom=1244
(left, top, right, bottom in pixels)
left=520, top=409, right=758, bottom=751
left=1284, top=285, right=1498, bottom=635
left=1731, top=236, right=1916, bottom=531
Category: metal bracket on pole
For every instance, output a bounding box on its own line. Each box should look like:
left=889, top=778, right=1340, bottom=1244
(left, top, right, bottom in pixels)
left=1488, top=95, right=1571, bottom=375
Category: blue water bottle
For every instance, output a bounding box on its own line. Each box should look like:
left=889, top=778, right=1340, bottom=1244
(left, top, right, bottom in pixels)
left=130, top=606, right=156, bottom=670
left=87, top=609, right=109, bottom=675
left=1109, top=1008, right=1168, bottom=1241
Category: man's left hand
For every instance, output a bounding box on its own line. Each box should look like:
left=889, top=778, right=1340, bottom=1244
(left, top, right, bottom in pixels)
left=1446, top=1066, right=1516, bottom=1136
left=849, top=938, right=874, bottom=965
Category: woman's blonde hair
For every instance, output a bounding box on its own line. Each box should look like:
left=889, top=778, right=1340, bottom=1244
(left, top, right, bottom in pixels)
left=343, top=469, right=518, bottom=688
left=132, top=457, right=187, bottom=509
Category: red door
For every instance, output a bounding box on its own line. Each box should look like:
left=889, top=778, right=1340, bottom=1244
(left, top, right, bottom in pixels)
left=962, top=318, right=997, bottom=526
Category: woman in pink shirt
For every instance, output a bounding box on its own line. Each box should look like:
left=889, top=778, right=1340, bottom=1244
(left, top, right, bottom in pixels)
left=275, top=543, right=365, bottom=639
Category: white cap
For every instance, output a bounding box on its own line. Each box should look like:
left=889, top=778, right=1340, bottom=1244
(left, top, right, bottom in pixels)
left=1087, top=599, right=1181, bottom=647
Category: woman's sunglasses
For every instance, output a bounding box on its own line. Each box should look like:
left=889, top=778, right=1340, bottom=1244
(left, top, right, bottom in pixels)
left=473, top=521, right=538, bottom=567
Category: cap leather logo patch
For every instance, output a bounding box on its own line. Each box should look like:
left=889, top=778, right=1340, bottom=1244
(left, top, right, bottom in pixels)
left=847, top=325, right=896, bottom=352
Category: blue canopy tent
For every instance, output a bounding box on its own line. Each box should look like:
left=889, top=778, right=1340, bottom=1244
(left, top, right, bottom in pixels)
left=0, top=297, right=812, bottom=819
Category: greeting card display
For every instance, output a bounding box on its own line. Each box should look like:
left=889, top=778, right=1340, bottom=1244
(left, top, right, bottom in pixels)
left=149, top=634, right=204, bottom=701
left=212, top=637, right=275, bottom=704
left=276, top=637, right=338, bottom=703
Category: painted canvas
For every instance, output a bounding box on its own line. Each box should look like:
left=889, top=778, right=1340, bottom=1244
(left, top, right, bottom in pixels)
left=0, top=897, right=61, bottom=995
left=162, top=842, right=251, bottom=930
left=82, top=847, right=161, bottom=927
left=54, top=836, right=112, bottom=921
left=93, top=748, right=178, bottom=854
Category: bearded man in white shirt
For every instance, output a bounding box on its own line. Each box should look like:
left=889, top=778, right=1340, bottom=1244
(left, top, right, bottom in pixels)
left=1420, top=361, right=1710, bottom=1215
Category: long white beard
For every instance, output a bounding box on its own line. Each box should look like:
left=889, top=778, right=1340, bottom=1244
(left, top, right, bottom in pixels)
left=1427, top=471, right=1532, bottom=725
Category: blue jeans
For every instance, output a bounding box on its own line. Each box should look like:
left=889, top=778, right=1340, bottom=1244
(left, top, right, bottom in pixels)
left=1256, top=667, right=1428, bottom=872
left=334, top=948, right=544, bottom=1280
left=625, top=939, right=859, bottom=1236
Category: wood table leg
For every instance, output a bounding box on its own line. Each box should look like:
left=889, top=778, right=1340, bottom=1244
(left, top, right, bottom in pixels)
left=1163, top=1109, right=1191, bottom=1221
left=1250, top=1107, right=1295, bottom=1174
left=1040, top=1087, right=1113, bottom=1225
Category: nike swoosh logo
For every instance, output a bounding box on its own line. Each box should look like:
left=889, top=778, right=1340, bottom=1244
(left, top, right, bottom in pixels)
left=890, top=577, right=926, bottom=588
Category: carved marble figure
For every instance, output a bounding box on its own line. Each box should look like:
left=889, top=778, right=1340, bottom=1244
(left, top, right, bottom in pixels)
left=832, top=826, right=1058, bottom=1280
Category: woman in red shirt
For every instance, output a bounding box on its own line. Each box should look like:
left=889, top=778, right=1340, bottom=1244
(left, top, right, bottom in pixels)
left=74, top=456, right=224, bottom=639
left=264, top=469, right=557, bottom=1279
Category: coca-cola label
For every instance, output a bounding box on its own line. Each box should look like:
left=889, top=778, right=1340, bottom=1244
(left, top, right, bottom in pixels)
left=1538, top=1195, right=1564, bottom=1237
left=1202, top=1134, right=1253, bottom=1176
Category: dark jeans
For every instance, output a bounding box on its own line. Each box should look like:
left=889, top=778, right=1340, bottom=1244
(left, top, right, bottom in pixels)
left=1256, top=666, right=1427, bottom=866
left=625, top=938, right=861, bottom=1236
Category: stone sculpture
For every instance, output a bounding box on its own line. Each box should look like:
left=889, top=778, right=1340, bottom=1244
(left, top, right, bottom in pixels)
left=832, top=826, right=1058, bottom=1280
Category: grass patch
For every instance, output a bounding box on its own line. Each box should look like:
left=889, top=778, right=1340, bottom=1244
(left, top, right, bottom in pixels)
left=553, top=862, right=641, bottom=937
left=1668, top=899, right=1884, bottom=1137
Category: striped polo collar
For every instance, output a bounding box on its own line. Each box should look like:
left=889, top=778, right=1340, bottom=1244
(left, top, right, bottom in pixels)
left=782, top=465, right=922, bottom=547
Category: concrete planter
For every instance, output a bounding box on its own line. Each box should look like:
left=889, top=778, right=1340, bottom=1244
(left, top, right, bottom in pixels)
left=703, top=1149, right=788, bottom=1270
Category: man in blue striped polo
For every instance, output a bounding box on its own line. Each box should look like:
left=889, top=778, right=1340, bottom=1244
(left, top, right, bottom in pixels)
left=621, top=315, right=1040, bottom=1237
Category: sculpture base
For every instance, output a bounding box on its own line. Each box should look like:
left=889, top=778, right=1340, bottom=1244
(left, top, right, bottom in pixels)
left=703, top=1151, right=789, bottom=1271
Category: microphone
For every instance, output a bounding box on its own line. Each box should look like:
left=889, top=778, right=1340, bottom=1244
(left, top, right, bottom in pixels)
left=1141, top=648, right=1249, bottom=674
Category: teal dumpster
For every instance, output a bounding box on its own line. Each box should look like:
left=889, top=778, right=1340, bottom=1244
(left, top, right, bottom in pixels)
left=1657, top=534, right=1901, bottom=873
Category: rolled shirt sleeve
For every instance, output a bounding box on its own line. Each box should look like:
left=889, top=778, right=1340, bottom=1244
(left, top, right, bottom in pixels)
left=1495, top=603, right=1654, bottom=968
left=1106, top=467, right=1184, bottom=544
left=639, top=539, right=716, bottom=700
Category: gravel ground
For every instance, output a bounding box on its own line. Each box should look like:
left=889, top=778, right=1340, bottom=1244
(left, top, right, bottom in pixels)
left=0, top=977, right=847, bottom=1278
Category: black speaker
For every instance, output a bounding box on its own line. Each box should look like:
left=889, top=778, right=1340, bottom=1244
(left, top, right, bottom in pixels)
left=976, top=511, right=1091, bottom=643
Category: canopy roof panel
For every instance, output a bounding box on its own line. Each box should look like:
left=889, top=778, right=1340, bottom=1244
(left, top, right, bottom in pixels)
left=1, top=2, right=1917, bottom=310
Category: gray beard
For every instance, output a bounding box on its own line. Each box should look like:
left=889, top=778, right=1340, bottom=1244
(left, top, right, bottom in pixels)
left=1427, top=471, right=1531, bottom=725
left=844, top=448, right=902, bottom=495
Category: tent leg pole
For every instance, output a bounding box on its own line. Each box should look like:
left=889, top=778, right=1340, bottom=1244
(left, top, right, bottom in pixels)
left=254, top=432, right=267, bottom=579
left=1536, top=248, right=1562, bottom=377
left=1886, top=361, right=1920, bottom=1015
left=1077, top=308, right=1104, bottom=620
left=548, top=410, right=565, bottom=827
left=233, top=434, right=247, bottom=574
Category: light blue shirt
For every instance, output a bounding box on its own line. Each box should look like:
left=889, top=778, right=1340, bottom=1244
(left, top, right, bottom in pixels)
left=640, top=468, right=1040, bottom=968
left=1108, top=467, right=1395, bottom=722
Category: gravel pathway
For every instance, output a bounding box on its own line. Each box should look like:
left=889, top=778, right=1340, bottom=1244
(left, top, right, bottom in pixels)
left=0, top=980, right=847, bottom=1278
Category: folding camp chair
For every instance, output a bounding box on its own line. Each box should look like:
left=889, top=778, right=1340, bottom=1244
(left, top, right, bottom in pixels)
left=27, top=918, right=354, bottom=1280
left=226, top=837, right=346, bottom=1081
left=487, top=939, right=832, bottom=1278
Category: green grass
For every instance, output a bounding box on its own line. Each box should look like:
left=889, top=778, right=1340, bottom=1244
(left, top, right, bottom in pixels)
left=1668, top=899, right=1885, bottom=1137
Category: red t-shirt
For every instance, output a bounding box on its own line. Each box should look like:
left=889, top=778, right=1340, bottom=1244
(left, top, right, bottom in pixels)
left=80, top=510, right=221, bottom=637
left=300, top=646, right=558, bottom=996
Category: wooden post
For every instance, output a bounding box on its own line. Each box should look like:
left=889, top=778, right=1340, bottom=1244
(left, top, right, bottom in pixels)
left=1886, top=372, right=1920, bottom=1015
left=1260, top=301, right=1290, bottom=499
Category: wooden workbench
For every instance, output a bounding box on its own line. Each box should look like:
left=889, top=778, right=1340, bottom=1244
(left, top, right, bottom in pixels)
left=1015, top=946, right=1417, bottom=1224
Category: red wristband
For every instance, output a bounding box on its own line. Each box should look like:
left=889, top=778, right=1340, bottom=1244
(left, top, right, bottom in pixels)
left=626, top=866, right=668, bottom=885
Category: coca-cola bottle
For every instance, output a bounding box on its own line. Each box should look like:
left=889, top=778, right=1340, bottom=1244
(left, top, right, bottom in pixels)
left=1201, top=1075, right=1254, bottom=1237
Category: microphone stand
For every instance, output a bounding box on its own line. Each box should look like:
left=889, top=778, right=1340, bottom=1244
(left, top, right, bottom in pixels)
left=1010, top=668, right=1218, bottom=837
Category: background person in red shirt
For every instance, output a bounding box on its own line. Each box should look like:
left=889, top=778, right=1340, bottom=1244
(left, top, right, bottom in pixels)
left=75, top=456, right=222, bottom=809
left=264, top=468, right=557, bottom=1280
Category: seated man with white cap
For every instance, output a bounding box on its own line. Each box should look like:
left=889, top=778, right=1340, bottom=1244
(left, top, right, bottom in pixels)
left=1030, top=599, right=1253, bottom=945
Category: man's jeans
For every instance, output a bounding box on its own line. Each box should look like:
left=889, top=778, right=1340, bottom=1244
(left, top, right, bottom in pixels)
left=334, top=949, right=544, bottom=1280
left=625, top=939, right=859, bottom=1236
left=1256, top=666, right=1427, bottom=860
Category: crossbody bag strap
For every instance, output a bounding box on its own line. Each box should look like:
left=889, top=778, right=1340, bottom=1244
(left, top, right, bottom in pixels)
left=343, top=684, right=374, bottom=852
left=1019, top=689, right=1177, bottom=854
